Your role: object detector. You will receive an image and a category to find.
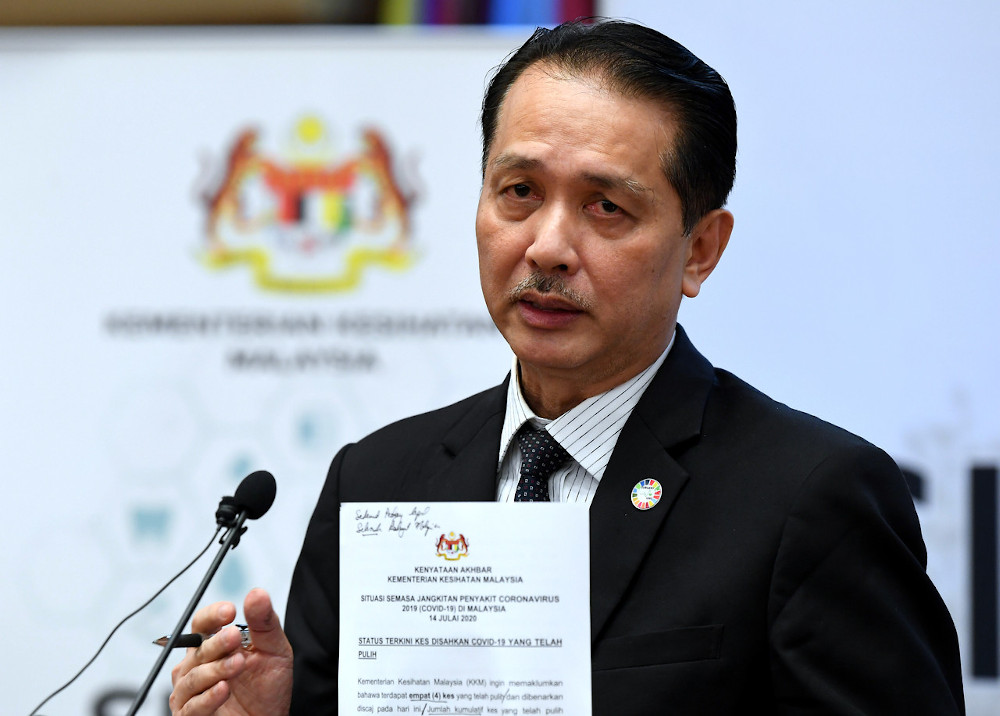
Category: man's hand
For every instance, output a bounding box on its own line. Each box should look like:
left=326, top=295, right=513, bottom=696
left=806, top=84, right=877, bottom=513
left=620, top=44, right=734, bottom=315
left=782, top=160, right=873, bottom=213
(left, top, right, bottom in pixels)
left=169, top=588, right=293, bottom=716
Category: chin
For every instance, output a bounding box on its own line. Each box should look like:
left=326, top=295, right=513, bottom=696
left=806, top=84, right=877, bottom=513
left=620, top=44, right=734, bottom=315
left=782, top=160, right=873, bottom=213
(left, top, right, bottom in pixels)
left=500, top=317, right=589, bottom=363
left=512, top=343, right=587, bottom=373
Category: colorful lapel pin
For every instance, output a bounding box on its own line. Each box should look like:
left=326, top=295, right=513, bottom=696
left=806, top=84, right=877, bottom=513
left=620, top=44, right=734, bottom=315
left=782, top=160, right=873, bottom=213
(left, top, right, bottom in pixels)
left=631, top=478, right=663, bottom=510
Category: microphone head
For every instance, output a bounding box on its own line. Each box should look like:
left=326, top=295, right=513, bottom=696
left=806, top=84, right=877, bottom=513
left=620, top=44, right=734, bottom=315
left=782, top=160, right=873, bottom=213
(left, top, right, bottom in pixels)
left=234, top=470, right=276, bottom=520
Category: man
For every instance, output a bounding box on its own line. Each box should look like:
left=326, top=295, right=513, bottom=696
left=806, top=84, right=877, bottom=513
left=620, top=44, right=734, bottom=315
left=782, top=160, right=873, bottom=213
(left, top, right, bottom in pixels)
left=169, top=19, right=964, bottom=715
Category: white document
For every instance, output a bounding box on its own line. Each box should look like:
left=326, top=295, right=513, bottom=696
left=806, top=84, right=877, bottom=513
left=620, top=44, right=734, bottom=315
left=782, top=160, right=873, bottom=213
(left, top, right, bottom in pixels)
left=340, top=501, right=592, bottom=715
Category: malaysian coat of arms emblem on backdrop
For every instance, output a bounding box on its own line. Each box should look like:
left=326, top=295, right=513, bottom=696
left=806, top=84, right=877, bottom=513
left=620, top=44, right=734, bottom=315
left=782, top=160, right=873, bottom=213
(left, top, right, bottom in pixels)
left=197, top=116, right=418, bottom=293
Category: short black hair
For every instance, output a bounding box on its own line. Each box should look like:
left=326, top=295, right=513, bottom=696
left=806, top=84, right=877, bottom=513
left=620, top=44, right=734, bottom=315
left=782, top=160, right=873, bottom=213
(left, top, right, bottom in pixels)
left=480, top=18, right=737, bottom=234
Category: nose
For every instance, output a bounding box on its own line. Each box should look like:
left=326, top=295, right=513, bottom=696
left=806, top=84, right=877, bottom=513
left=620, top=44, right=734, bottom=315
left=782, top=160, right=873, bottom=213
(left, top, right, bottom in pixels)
left=524, top=203, right=579, bottom=274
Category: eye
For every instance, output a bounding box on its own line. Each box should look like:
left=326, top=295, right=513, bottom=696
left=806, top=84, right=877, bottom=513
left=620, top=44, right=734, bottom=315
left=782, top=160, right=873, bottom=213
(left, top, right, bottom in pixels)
left=586, top=198, right=624, bottom=216
left=500, top=183, right=540, bottom=203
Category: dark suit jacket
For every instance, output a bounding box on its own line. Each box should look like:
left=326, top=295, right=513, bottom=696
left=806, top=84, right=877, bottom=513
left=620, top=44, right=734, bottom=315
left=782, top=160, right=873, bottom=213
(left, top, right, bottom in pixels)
left=285, top=326, right=964, bottom=714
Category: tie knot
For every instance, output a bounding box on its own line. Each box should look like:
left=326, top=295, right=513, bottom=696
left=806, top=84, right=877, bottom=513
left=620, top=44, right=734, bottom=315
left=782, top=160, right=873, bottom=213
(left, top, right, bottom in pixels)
left=514, top=427, right=569, bottom=502
left=517, top=427, right=569, bottom=469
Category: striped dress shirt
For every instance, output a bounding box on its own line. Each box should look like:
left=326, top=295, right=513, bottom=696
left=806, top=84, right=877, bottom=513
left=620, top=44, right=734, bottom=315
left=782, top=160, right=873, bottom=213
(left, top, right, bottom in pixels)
left=495, top=333, right=674, bottom=505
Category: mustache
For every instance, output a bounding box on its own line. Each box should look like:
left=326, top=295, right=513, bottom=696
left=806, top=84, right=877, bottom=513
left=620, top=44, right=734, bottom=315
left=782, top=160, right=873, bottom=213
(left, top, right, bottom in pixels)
left=507, top=272, right=593, bottom=310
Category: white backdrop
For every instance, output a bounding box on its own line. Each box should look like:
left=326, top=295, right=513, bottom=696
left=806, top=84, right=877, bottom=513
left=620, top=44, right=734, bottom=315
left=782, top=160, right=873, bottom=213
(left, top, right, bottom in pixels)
left=1, top=3, right=998, bottom=713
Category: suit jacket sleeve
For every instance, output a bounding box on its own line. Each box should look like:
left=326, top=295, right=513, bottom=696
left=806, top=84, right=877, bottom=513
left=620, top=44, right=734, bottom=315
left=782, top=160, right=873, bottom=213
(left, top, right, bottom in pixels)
left=286, top=444, right=346, bottom=714
left=767, top=442, right=964, bottom=714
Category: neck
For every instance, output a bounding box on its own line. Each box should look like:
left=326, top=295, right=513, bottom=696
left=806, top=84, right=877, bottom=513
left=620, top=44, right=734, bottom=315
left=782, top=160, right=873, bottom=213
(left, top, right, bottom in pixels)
left=517, top=360, right=648, bottom=419
left=519, top=377, right=593, bottom=419
left=516, top=330, right=676, bottom=419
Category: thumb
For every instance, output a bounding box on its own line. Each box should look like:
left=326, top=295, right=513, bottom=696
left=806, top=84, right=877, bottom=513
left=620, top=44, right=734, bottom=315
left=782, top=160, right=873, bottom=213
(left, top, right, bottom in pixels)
left=243, top=587, right=292, bottom=656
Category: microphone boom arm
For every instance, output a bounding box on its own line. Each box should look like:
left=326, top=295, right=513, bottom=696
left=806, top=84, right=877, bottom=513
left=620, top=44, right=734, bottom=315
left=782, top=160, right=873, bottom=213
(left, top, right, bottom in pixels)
left=126, top=509, right=251, bottom=715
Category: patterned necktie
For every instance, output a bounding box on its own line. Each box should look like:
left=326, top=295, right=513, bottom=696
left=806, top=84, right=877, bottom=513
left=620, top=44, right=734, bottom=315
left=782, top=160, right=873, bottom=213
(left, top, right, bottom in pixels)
left=514, top=427, right=570, bottom=502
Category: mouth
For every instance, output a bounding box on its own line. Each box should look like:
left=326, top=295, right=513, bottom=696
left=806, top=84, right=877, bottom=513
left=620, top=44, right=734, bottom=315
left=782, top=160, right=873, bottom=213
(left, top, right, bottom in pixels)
left=517, top=291, right=584, bottom=313
left=514, top=290, right=586, bottom=330
left=505, top=272, right=591, bottom=329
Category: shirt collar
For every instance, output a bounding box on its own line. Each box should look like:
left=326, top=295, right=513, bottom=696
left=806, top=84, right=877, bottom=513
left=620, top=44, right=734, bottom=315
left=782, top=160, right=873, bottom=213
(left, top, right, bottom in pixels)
left=498, top=330, right=675, bottom=481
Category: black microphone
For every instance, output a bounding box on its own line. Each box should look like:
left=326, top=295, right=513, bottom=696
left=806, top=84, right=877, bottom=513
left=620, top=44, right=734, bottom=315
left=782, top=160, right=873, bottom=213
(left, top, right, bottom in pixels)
left=126, top=470, right=277, bottom=716
left=235, top=469, right=276, bottom=519
left=215, top=470, right=276, bottom=542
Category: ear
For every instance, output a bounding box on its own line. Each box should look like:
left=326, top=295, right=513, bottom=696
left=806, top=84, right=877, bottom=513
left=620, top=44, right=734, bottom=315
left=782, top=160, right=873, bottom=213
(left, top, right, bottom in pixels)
left=681, top=208, right=733, bottom=298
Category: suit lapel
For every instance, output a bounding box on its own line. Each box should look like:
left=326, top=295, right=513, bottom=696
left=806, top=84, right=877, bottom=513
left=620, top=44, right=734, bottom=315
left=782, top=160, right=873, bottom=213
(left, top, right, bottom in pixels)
left=394, top=380, right=509, bottom=503
left=588, top=326, right=716, bottom=642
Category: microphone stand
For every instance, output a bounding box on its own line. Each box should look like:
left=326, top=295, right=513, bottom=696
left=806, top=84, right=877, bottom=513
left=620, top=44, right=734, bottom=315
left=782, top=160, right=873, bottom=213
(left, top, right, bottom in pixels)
left=126, top=497, right=249, bottom=715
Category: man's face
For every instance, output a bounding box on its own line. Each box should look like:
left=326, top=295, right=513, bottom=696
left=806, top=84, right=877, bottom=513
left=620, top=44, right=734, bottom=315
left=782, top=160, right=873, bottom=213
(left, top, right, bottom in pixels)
left=476, top=64, right=702, bottom=409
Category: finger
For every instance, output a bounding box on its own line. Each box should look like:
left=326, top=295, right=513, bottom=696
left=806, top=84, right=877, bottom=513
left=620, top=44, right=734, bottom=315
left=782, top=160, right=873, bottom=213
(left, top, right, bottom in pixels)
left=170, top=678, right=231, bottom=716
left=191, top=601, right=237, bottom=636
left=170, top=621, right=244, bottom=689
left=171, top=649, right=247, bottom=714
left=243, top=588, right=279, bottom=636
left=196, top=624, right=248, bottom=663
left=243, top=587, right=293, bottom=657
left=170, top=627, right=244, bottom=694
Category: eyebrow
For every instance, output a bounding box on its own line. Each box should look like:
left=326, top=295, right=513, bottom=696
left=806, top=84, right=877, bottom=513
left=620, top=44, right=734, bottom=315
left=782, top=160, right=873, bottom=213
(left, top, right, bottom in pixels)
left=490, top=152, right=653, bottom=200
left=490, top=153, right=542, bottom=173
left=582, top=172, right=651, bottom=200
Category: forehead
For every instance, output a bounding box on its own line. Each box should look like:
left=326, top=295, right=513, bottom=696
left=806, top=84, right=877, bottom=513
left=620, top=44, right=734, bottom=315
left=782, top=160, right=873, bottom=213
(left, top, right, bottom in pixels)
left=487, top=65, right=676, bottom=184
